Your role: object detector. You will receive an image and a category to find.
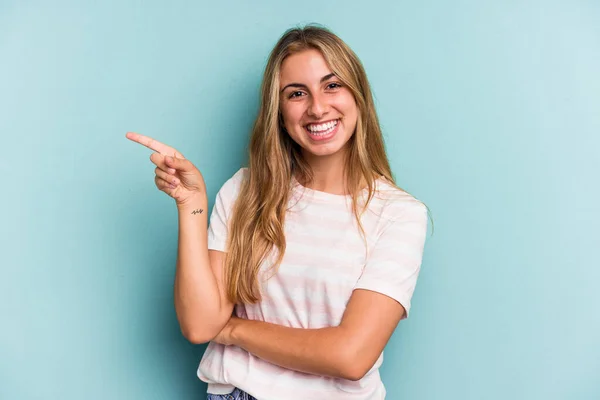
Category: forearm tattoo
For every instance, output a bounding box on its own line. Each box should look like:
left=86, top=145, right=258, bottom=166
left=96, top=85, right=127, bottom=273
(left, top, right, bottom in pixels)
left=191, top=209, right=204, bottom=215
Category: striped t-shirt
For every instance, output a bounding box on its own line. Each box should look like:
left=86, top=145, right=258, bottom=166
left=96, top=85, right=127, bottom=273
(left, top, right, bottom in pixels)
left=198, top=168, right=428, bottom=400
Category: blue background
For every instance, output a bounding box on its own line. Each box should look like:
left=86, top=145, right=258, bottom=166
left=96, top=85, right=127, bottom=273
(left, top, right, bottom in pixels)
left=1, top=1, right=599, bottom=399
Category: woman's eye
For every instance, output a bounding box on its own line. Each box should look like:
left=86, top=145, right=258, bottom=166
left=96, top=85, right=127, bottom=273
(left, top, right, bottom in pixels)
left=327, top=83, right=342, bottom=90
left=289, top=91, right=304, bottom=99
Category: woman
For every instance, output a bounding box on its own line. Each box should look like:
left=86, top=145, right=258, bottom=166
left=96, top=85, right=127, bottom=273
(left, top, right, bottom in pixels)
left=127, top=25, right=429, bottom=400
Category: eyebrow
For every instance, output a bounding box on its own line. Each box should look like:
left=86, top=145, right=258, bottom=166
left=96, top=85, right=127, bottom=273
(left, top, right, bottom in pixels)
left=280, top=73, right=337, bottom=93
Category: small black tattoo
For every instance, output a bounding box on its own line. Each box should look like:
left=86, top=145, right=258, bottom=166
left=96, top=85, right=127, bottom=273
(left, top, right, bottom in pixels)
left=191, top=209, right=204, bottom=215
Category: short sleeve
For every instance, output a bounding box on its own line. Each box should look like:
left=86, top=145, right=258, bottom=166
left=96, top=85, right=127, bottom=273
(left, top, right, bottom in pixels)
left=353, top=201, right=428, bottom=319
left=207, top=168, right=246, bottom=252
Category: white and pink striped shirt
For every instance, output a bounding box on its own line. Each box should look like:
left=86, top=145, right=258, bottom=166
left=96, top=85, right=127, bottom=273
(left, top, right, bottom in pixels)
left=198, top=168, right=428, bottom=400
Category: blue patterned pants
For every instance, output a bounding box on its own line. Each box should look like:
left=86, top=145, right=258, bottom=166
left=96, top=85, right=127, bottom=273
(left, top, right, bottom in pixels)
left=207, top=387, right=257, bottom=400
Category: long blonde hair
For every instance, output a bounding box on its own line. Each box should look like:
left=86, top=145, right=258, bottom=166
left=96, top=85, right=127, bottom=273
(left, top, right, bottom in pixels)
left=224, top=25, right=406, bottom=304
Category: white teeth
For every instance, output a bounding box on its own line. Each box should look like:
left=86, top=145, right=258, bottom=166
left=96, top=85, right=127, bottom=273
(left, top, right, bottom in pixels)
left=307, top=119, right=338, bottom=134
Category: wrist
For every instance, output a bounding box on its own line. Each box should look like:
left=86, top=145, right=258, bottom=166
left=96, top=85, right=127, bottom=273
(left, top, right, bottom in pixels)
left=176, top=193, right=208, bottom=211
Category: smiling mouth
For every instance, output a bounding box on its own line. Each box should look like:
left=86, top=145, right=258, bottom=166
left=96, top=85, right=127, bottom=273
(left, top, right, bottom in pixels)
left=305, top=119, right=339, bottom=137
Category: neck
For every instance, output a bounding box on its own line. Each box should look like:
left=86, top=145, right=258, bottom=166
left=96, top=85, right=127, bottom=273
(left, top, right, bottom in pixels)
left=300, top=149, right=348, bottom=195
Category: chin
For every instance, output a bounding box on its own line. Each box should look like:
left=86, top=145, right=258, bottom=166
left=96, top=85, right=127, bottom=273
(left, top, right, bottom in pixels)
left=302, top=139, right=351, bottom=159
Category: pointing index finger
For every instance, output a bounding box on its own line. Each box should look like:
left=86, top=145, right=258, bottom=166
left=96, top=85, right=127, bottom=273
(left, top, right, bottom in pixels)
left=125, top=132, right=184, bottom=158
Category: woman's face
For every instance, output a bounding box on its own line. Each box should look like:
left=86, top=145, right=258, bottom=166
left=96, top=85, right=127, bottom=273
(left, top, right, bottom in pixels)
left=279, top=49, right=358, bottom=161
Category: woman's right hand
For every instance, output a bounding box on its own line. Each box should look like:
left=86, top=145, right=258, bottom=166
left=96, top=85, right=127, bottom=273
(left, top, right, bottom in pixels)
left=126, top=131, right=207, bottom=207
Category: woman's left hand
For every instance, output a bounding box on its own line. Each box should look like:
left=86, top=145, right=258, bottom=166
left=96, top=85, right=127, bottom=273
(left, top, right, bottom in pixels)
left=213, top=316, right=240, bottom=346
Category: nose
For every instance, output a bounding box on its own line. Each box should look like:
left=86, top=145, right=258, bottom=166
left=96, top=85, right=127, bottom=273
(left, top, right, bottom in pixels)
left=307, top=92, right=329, bottom=119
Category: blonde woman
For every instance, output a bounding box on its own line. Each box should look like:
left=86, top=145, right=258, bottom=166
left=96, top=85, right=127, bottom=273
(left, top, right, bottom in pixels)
left=127, top=25, right=429, bottom=400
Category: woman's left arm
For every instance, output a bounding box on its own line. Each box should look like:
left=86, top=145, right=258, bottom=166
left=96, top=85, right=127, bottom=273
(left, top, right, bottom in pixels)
left=215, top=289, right=405, bottom=381
left=215, top=202, right=428, bottom=381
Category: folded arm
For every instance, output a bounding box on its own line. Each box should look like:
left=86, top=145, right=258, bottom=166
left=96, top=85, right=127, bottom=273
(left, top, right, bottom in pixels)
left=218, top=202, right=427, bottom=380
left=222, top=289, right=405, bottom=381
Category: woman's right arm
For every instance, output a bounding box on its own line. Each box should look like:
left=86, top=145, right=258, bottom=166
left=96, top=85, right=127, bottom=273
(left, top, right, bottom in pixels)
left=175, top=196, right=234, bottom=344
left=125, top=132, right=234, bottom=344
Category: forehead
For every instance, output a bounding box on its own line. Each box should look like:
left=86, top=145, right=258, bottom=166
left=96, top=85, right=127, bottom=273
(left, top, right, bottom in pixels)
left=280, top=49, right=332, bottom=86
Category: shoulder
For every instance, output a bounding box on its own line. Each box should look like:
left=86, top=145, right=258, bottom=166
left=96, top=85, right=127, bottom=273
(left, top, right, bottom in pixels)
left=226, top=167, right=248, bottom=188
left=215, top=167, right=248, bottom=200
left=370, top=178, right=428, bottom=223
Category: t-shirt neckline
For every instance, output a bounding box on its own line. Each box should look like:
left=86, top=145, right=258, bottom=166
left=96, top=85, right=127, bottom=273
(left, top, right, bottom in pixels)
left=291, top=175, right=384, bottom=204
